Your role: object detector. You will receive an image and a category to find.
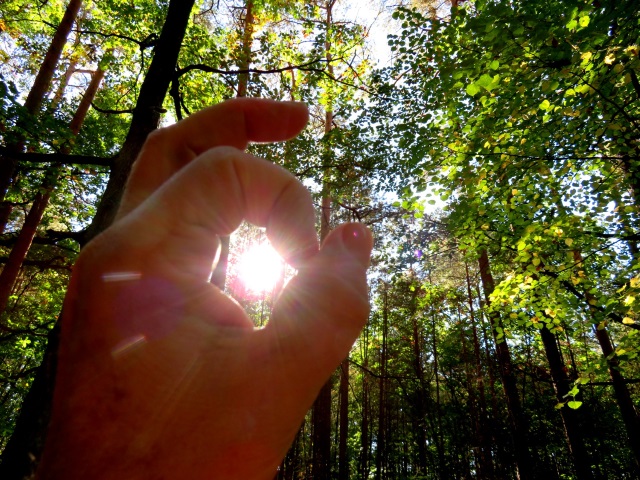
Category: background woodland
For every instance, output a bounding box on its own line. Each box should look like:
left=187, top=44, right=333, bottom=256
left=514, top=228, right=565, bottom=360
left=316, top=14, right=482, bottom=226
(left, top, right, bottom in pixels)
left=0, top=0, right=639, bottom=478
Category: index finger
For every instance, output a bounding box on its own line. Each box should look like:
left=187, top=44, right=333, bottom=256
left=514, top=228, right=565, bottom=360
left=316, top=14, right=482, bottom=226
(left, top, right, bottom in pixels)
left=117, top=98, right=309, bottom=220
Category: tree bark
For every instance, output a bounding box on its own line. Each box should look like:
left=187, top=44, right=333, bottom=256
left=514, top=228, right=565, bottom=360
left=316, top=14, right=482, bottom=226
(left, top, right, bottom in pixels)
left=0, top=0, right=84, bottom=235
left=410, top=295, right=428, bottom=476
left=210, top=0, right=254, bottom=291
left=478, top=249, right=534, bottom=480
left=0, top=3, right=195, bottom=478
left=572, top=250, right=640, bottom=472
left=0, top=67, right=104, bottom=319
left=374, top=284, right=388, bottom=480
left=312, top=3, right=336, bottom=477
left=359, top=325, right=371, bottom=480
left=84, top=0, right=195, bottom=242
left=465, top=262, right=495, bottom=478
left=538, top=326, right=594, bottom=480
left=337, top=359, right=349, bottom=480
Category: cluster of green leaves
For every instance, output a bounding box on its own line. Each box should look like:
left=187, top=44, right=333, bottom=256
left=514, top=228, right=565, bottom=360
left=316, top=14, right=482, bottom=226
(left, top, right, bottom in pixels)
left=381, top=0, right=640, bottom=378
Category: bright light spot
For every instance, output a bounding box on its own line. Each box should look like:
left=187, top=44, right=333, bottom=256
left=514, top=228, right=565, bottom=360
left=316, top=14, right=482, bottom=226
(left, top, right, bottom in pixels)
left=237, top=242, right=284, bottom=294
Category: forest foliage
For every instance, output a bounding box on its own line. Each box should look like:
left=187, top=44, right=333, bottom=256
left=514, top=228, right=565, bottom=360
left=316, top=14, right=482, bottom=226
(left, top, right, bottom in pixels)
left=0, top=0, right=639, bottom=479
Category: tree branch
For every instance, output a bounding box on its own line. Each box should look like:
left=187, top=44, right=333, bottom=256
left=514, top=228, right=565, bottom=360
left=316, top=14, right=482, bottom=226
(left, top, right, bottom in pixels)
left=0, top=255, right=72, bottom=271
left=585, top=230, right=640, bottom=241
left=176, top=58, right=329, bottom=77
left=90, top=102, right=136, bottom=115
left=542, top=268, right=640, bottom=330
left=0, top=147, right=113, bottom=167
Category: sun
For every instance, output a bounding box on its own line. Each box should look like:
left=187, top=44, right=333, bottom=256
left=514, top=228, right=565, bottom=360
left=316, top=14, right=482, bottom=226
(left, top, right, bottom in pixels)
left=236, top=241, right=285, bottom=294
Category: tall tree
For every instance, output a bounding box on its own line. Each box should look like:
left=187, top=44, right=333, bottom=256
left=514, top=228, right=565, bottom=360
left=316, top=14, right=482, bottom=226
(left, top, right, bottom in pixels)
left=0, top=0, right=83, bottom=234
left=0, top=2, right=196, bottom=477
left=0, top=67, right=104, bottom=318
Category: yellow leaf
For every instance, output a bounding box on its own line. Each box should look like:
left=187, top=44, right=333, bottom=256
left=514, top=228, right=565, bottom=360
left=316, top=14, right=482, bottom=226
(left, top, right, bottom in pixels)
left=630, top=276, right=640, bottom=288
left=565, top=238, right=574, bottom=247
left=623, top=317, right=636, bottom=325
left=604, top=53, right=616, bottom=64
left=624, top=295, right=635, bottom=306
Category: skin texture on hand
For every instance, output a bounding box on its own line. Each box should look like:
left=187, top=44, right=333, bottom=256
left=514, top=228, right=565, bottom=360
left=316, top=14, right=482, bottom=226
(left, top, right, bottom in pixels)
left=36, top=99, right=373, bottom=480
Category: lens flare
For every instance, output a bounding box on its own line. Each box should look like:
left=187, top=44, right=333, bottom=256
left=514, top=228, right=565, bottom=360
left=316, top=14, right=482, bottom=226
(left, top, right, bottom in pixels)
left=237, top=242, right=284, bottom=294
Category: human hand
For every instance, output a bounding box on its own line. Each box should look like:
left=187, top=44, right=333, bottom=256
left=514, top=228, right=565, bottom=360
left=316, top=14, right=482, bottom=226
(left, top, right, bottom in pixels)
left=37, top=99, right=373, bottom=480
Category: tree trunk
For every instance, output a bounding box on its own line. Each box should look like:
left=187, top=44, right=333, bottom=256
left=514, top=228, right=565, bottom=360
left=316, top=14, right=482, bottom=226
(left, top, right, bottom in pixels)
left=573, top=250, right=640, bottom=472
left=411, top=304, right=428, bottom=475
left=359, top=326, right=371, bottom=480
left=430, top=308, right=448, bottom=477
left=0, top=3, right=195, bottom=478
left=0, top=67, right=104, bottom=319
left=0, top=0, right=84, bottom=235
left=374, top=284, right=388, bottom=480
left=478, top=249, right=534, bottom=480
left=538, top=326, right=594, bottom=480
left=312, top=3, right=336, bottom=477
left=465, top=262, right=494, bottom=478
left=592, top=324, right=640, bottom=473
left=337, top=359, right=349, bottom=480
left=0, top=188, right=52, bottom=316
left=311, top=178, right=333, bottom=480
left=84, top=0, right=195, bottom=242
left=210, top=0, right=254, bottom=291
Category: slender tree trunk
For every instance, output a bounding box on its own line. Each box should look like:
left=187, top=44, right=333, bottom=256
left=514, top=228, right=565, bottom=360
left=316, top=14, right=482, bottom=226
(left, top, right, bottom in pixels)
left=210, top=0, right=254, bottom=291
left=312, top=3, right=336, bottom=478
left=0, top=188, right=52, bottom=313
left=459, top=306, right=484, bottom=477
left=50, top=8, right=89, bottom=110
left=0, top=67, right=104, bottom=319
left=411, top=308, right=428, bottom=475
left=430, top=308, right=449, bottom=478
left=592, top=324, right=640, bottom=472
left=338, top=359, right=349, bottom=480
left=478, top=249, right=534, bottom=480
left=538, top=326, right=594, bottom=480
left=84, top=0, right=195, bottom=241
left=311, top=181, right=332, bottom=480
left=0, top=4, right=195, bottom=478
left=359, top=326, right=371, bottom=480
left=465, top=262, right=494, bottom=478
left=572, top=251, right=640, bottom=471
left=374, top=284, right=388, bottom=480
left=0, top=0, right=84, bottom=235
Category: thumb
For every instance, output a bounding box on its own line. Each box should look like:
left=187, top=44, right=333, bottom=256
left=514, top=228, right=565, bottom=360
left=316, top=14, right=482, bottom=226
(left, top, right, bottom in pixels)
left=267, top=223, right=373, bottom=388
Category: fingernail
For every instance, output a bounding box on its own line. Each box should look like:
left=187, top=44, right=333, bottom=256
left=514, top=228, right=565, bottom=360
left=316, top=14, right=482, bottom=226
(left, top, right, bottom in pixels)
left=341, top=223, right=373, bottom=267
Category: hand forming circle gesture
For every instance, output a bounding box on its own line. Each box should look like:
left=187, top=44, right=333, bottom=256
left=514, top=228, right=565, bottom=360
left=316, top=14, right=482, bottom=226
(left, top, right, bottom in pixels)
left=37, top=99, right=373, bottom=480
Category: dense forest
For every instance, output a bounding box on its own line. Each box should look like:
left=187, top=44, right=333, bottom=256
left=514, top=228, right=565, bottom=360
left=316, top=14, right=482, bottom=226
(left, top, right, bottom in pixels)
left=0, top=0, right=639, bottom=478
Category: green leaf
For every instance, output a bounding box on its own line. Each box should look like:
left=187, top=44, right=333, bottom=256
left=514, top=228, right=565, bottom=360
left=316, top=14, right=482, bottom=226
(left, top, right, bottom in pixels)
left=567, top=401, right=583, bottom=409
left=466, top=83, right=480, bottom=96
